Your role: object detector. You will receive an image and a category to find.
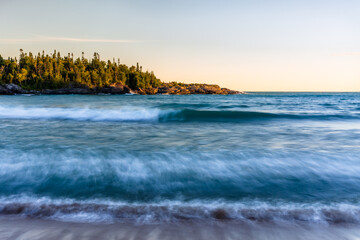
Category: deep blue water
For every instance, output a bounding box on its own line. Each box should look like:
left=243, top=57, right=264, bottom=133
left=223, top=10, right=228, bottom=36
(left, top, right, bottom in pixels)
left=0, top=93, right=360, bottom=224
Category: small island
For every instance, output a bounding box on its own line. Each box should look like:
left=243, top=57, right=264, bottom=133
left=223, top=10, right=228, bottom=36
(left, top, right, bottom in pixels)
left=0, top=50, right=241, bottom=95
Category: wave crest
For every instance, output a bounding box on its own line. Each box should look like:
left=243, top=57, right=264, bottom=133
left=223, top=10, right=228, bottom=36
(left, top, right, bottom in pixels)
left=0, top=106, right=357, bottom=122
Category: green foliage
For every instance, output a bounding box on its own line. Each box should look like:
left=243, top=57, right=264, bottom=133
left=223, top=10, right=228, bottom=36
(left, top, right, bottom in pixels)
left=0, top=55, right=4, bottom=67
left=0, top=50, right=162, bottom=90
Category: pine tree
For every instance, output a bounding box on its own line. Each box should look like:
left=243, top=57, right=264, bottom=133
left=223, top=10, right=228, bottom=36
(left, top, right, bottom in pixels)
left=0, top=50, right=162, bottom=90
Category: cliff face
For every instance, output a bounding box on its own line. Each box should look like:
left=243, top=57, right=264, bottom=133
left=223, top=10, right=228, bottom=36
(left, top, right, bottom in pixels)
left=0, top=83, right=242, bottom=95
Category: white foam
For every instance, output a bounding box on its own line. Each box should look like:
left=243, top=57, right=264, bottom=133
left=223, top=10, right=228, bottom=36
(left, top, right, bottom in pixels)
left=51, top=211, right=115, bottom=223
left=0, top=106, right=163, bottom=121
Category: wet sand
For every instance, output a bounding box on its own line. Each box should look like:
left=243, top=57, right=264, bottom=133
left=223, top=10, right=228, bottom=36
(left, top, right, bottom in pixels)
left=1, top=217, right=360, bottom=240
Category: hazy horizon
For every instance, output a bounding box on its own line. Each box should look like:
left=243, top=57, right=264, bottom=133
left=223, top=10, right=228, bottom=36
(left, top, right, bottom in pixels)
left=1, top=0, right=359, bottom=91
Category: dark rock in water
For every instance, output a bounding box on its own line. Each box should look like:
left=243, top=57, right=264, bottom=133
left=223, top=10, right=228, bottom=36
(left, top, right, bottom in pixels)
left=212, top=209, right=229, bottom=220
left=4, top=84, right=27, bottom=94
left=2, top=204, right=26, bottom=215
left=0, top=85, right=12, bottom=95
left=0, top=84, right=38, bottom=95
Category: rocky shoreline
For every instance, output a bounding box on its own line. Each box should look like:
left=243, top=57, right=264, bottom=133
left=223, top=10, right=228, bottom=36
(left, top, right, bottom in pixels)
left=0, top=83, right=242, bottom=95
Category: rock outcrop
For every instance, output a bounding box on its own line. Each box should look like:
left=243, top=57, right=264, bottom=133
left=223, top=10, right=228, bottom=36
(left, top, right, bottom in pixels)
left=40, top=88, right=93, bottom=95
left=140, top=83, right=241, bottom=95
left=0, top=84, right=37, bottom=95
left=0, top=83, right=242, bottom=95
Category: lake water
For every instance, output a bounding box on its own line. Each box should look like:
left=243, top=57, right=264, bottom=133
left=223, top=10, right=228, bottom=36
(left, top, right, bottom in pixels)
left=1, top=93, right=360, bottom=239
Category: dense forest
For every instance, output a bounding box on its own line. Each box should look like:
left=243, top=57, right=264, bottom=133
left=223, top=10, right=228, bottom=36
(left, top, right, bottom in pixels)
left=0, top=50, right=161, bottom=90
left=0, top=50, right=240, bottom=95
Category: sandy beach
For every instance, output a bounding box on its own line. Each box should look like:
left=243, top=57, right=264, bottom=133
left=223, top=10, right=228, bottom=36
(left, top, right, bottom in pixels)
left=1, top=217, right=360, bottom=240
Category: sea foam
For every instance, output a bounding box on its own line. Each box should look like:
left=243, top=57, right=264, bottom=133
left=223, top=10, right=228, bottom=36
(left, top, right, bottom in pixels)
left=0, top=106, right=163, bottom=121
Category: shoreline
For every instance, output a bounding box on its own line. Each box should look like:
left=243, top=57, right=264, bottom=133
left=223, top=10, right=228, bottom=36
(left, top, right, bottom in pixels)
left=0, top=83, right=243, bottom=96
left=0, top=216, right=359, bottom=240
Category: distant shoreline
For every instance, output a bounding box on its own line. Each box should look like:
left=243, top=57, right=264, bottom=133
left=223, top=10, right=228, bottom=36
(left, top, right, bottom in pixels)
left=0, top=83, right=242, bottom=95
left=0, top=50, right=241, bottom=95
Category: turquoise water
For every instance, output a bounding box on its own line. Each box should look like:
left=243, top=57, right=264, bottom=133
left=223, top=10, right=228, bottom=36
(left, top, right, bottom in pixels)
left=0, top=93, right=360, bottom=223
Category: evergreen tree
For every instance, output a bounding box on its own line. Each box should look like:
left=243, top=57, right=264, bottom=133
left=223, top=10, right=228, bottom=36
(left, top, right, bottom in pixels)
left=0, top=50, right=162, bottom=90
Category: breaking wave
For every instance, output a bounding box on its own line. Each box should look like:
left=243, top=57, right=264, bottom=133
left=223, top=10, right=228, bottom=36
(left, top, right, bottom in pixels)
left=0, top=106, right=358, bottom=122
left=1, top=197, right=360, bottom=224
left=0, top=106, right=162, bottom=122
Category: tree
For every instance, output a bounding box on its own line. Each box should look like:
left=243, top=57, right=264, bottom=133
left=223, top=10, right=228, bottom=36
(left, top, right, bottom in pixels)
left=0, top=54, right=4, bottom=67
left=0, top=50, right=162, bottom=90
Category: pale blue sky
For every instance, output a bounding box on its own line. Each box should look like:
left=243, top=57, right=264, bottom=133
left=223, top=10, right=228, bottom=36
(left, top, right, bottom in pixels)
left=1, top=0, right=359, bottom=91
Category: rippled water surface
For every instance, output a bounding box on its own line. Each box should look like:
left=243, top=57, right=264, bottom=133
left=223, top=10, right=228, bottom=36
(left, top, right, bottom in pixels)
left=0, top=93, right=360, bottom=226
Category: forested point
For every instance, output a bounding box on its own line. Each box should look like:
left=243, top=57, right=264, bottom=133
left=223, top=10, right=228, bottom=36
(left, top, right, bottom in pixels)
left=0, top=50, right=240, bottom=95
left=0, top=49, right=161, bottom=89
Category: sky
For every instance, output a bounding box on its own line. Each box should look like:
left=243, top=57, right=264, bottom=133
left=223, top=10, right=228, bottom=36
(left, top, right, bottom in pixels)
left=0, top=0, right=359, bottom=91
